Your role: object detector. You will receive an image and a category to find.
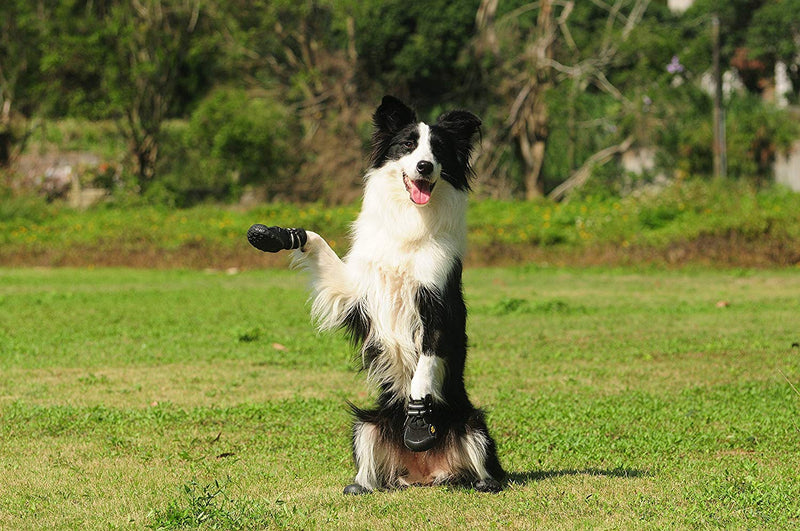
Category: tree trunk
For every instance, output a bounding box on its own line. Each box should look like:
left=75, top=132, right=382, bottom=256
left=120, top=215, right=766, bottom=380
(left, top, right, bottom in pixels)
left=519, top=0, right=553, bottom=199
left=0, top=131, right=10, bottom=167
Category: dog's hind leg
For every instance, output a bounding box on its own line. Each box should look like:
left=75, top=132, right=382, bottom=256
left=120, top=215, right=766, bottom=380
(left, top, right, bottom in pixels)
left=461, top=429, right=503, bottom=492
left=345, top=421, right=395, bottom=495
left=451, top=412, right=505, bottom=492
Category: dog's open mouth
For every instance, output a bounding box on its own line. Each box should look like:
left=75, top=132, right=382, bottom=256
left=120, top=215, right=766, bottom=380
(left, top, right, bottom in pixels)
left=403, top=173, right=435, bottom=205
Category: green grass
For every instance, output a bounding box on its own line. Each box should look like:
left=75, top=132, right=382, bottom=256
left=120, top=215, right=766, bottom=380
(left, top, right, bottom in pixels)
left=1, top=266, right=799, bottom=529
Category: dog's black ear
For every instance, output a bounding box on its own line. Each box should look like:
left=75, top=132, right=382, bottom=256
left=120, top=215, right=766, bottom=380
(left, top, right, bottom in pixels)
left=436, top=110, right=482, bottom=181
left=373, top=96, right=417, bottom=134
left=435, top=110, right=482, bottom=146
left=370, top=96, right=417, bottom=168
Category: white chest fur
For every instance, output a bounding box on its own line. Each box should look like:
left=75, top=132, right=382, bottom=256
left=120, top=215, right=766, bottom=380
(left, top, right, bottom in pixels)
left=341, top=174, right=467, bottom=398
left=344, top=234, right=455, bottom=398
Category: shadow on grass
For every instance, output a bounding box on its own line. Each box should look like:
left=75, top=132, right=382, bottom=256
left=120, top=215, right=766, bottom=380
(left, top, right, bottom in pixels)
left=507, top=467, right=652, bottom=485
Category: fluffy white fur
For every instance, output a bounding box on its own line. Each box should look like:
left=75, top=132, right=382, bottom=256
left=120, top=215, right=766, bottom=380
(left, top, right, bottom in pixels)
left=292, top=128, right=467, bottom=403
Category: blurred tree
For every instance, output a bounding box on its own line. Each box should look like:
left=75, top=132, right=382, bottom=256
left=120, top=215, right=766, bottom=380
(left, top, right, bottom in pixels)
left=476, top=0, right=650, bottom=199
left=154, top=87, right=296, bottom=205
left=219, top=0, right=368, bottom=202
left=3, top=0, right=798, bottom=202
left=354, top=0, right=481, bottom=104
left=0, top=0, right=45, bottom=167
left=680, top=0, right=769, bottom=92
left=41, top=0, right=220, bottom=191
left=656, top=0, right=800, bottom=182
left=746, top=0, right=800, bottom=101
left=103, top=0, right=213, bottom=190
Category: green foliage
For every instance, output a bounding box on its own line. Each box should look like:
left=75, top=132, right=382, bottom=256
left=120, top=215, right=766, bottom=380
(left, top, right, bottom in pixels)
left=657, top=91, right=800, bottom=181
left=684, top=0, right=767, bottom=68
left=29, top=119, right=126, bottom=159
left=39, top=0, right=220, bottom=121
left=746, top=0, right=800, bottom=66
left=3, top=179, right=798, bottom=269
left=0, top=193, right=55, bottom=224
left=541, top=86, right=624, bottom=191
left=149, top=478, right=244, bottom=529
left=725, top=95, right=800, bottom=181
left=744, top=0, right=800, bottom=103
left=355, top=0, right=481, bottom=102
left=681, top=0, right=800, bottom=99
left=154, top=88, right=298, bottom=206
left=5, top=0, right=800, bottom=201
left=0, top=0, right=46, bottom=116
left=0, top=0, right=49, bottom=164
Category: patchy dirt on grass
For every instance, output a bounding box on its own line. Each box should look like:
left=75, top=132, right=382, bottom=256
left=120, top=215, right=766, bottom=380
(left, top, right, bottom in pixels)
left=2, top=230, right=799, bottom=270
left=472, top=231, right=800, bottom=268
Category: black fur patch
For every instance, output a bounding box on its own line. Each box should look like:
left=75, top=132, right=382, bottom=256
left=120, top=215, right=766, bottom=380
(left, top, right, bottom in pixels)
left=430, top=111, right=481, bottom=191
left=370, top=96, right=417, bottom=168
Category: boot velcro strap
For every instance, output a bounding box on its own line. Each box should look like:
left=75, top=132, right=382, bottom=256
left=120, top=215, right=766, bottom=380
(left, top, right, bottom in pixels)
left=407, top=396, right=433, bottom=417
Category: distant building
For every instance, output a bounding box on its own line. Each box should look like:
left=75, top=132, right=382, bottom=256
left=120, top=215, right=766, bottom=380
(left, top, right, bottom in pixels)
left=662, top=0, right=799, bottom=188
left=667, top=0, right=693, bottom=13
left=775, top=140, right=800, bottom=192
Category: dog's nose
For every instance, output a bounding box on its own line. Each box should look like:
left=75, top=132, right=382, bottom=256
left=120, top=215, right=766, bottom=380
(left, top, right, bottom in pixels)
left=416, top=160, right=433, bottom=176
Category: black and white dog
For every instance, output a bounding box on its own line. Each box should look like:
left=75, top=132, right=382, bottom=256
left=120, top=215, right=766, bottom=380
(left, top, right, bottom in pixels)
left=247, top=96, right=504, bottom=494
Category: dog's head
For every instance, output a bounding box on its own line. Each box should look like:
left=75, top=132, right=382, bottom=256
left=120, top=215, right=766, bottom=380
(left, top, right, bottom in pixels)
left=369, top=96, right=481, bottom=206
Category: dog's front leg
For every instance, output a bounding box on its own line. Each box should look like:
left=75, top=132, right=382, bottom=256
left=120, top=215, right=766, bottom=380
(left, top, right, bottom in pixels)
left=404, top=353, right=445, bottom=452
left=292, top=231, right=359, bottom=331
left=409, top=354, right=445, bottom=403
left=247, top=224, right=359, bottom=329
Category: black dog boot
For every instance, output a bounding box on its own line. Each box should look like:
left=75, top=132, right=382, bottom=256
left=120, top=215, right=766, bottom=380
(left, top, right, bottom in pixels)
left=403, top=395, right=438, bottom=452
left=247, top=224, right=307, bottom=253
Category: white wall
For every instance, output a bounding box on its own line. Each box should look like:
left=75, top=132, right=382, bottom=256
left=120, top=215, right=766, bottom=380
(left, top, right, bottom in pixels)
left=774, top=140, right=800, bottom=192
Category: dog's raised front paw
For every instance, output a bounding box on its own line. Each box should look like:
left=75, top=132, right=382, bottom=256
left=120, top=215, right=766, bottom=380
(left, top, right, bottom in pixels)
left=247, top=224, right=307, bottom=253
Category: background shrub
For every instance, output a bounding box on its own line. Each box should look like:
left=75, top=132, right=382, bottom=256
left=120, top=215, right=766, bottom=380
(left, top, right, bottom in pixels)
left=154, top=88, right=299, bottom=206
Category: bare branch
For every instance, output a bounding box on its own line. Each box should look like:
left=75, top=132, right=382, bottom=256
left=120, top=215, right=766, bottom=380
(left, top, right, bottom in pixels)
left=548, top=135, right=634, bottom=201
left=187, top=1, right=200, bottom=32
left=506, top=83, right=533, bottom=128
left=475, top=0, right=500, bottom=56
left=592, top=70, right=625, bottom=101
left=623, top=0, right=650, bottom=39
left=556, top=1, right=577, bottom=51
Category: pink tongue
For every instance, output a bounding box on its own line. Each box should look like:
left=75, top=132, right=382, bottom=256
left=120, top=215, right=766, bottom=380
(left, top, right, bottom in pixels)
left=410, top=180, right=431, bottom=205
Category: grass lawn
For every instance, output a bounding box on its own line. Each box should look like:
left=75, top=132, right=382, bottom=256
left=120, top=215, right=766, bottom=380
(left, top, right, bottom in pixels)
left=1, top=265, right=799, bottom=529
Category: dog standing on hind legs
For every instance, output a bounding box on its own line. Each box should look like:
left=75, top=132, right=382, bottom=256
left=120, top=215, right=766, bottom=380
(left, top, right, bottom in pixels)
left=247, top=96, right=505, bottom=494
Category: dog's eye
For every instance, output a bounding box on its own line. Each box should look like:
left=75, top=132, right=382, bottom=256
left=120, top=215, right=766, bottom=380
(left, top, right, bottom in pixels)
left=403, top=141, right=415, bottom=149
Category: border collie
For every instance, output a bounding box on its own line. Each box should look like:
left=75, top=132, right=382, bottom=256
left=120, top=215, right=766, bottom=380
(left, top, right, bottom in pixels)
left=247, top=96, right=504, bottom=493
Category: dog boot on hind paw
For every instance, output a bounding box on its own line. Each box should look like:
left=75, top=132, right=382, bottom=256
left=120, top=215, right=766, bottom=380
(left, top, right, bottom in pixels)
left=403, top=395, right=438, bottom=452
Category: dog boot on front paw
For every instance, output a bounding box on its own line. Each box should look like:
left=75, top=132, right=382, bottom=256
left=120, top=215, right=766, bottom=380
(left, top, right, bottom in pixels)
left=247, top=224, right=307, bottom=253
left=403, top=395, right=438, bottom=452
